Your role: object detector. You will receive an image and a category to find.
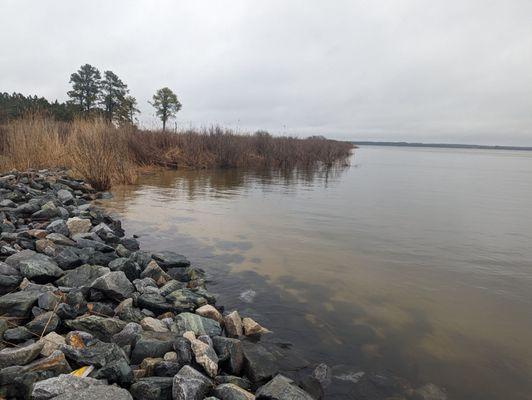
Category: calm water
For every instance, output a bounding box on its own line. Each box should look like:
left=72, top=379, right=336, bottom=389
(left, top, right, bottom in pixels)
left=101, top=147, right=532, bottom=400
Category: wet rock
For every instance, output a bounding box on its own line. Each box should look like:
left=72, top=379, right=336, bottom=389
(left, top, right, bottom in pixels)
left=172, top=365, right=213, bottom=400
left=26, top=310, right=60, bottom=335
left=256, top=374, right=314, bottom=400
left=65, top=315, right=127, bottom=340
left=0, top=289, right=41, bottom=316
left=159, top=279, right=185, bottom=296
left=242, top=342, right=278, bottom=384
left=215, top=376, right=252, bottom=391
left=5, top=249, right=63, bottom=282
left=0, top=340, right=43, bottom=368
left=224, top=311, right=243, bottom=338
left=152, top=251, right=190, bottom=269
left=413, top=383, right=448, bottom=400
left=196, top=304, right=223, bottom=323
left=130, top=331, right=179, bottom=364
left=130, top=376, right=174, bottom=400
left=40, top=331, right=66, bottom=357
left=213, top=383, right=255, bottom=400
left=31, top=374, right=106, bottom=400
left=141, top=316, right=169, bottom=332
left=51, top=385, right=133, bottom=400
left=212, top=336, right=244, bottom=375
left=90, top=271, right=134, bottom=300
left=60, top=339, right=127, bottom=368
left=173, top=312, right=222, bottom=337
left=185, top=331, right=218, bottom=378
left=167, top=288, right=208, bottom=311
left=242, top=317, right=269, bottom=336
left=66, top=217, right=92, bottom=236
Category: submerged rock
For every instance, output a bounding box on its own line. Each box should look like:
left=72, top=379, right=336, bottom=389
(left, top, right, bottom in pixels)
left=256, top=374, right=314, bottom=400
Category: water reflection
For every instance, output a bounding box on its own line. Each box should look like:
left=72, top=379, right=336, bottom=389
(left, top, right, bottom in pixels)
left=100, top=148, right=532, bottom=400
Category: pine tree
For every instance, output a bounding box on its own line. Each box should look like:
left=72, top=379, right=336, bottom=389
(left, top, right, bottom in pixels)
left=67, top=64, right=101, bottom=112
left=100, top=70, right=129, bottom=122
left=149, top=87, right=181, bottom=131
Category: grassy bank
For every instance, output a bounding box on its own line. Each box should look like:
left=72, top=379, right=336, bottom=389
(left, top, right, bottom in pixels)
left=0, top=118, right=354, bottom=190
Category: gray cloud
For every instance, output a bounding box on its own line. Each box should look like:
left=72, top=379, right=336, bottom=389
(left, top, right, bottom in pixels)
left=1, top=0, right=531, bottom=144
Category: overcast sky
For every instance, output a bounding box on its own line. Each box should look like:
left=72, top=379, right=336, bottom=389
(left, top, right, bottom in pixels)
left=1, top=0, right=532, bottom=144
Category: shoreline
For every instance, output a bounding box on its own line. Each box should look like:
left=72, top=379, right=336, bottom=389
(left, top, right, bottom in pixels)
left=0, top=169, right=317, bottom=399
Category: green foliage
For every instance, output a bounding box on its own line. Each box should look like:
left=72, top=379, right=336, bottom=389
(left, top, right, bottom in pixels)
left=117, top=95, right=140, bottom=125
left=67, top=64, right=101, bottom=112
left=149, top=87, right=182, bottom=131
left=100, top=70, right=129, bottom=123
left=0, top=92, right=77, bottom=123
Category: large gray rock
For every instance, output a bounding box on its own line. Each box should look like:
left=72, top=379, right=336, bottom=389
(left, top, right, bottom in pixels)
left=167, top=289, right=208, bottom=312
left=256, top=375, right=314, bottom=400
left=130, top=331, right=179, bottom=364
left=90, top=271, right=134, bottom=300
left=172, top=365, right=213, bottom=400
left=109, top=257, right=141, bottom=281
left=51, top=385, right=132, bottom=400
left=64, top=315, right=127, bottom=340
left=213, top=336, right=244, bottom=375
left=213, top=383, right=255, bottom=400
left=56, top=264, right=109, bottom=287
left=60, top=339, right=128, bottom=368
left=130, top=376, right=174, bottom=400
left=31, top=374, right=106, bottom=400
left=152, top=251, right=190, bottom=269
left=5, top=250, right=63, bottom=281
left=0, top=290, right=41, bottom=317
left=172, top=312, right=222, bottom=337
left=0, top=341, right=43, bottom=368
left=46, top=219, right=70, bottom=236
left=242, top=342, right=278, bottom=384
left=66, top=217, right=92, bottom=236
left=26, top=311, right=60, bottom=335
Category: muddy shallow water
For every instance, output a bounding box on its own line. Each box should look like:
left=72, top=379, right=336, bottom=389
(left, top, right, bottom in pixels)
left=100, top=146, right=532, bottom=400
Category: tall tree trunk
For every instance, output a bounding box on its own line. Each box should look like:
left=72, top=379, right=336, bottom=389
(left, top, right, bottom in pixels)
left=162, top=119, right=166, bottom=132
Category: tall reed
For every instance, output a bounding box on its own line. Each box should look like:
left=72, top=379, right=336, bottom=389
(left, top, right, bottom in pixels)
left=0, top=118, right=354, bottom=190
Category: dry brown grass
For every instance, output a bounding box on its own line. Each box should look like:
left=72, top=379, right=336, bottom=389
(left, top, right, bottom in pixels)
left=0, top=118, right=354, bottom=190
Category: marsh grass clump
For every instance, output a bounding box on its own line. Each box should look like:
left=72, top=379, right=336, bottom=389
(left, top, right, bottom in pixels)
left=0, top=117, right=354, bottom=190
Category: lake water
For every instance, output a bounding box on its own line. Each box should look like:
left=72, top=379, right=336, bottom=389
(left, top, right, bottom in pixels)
left=100, top=146, right=532, bottom=400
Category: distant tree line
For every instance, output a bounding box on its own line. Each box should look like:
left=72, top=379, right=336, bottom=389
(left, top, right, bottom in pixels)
left=0, top=63, right=181, bottom=130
